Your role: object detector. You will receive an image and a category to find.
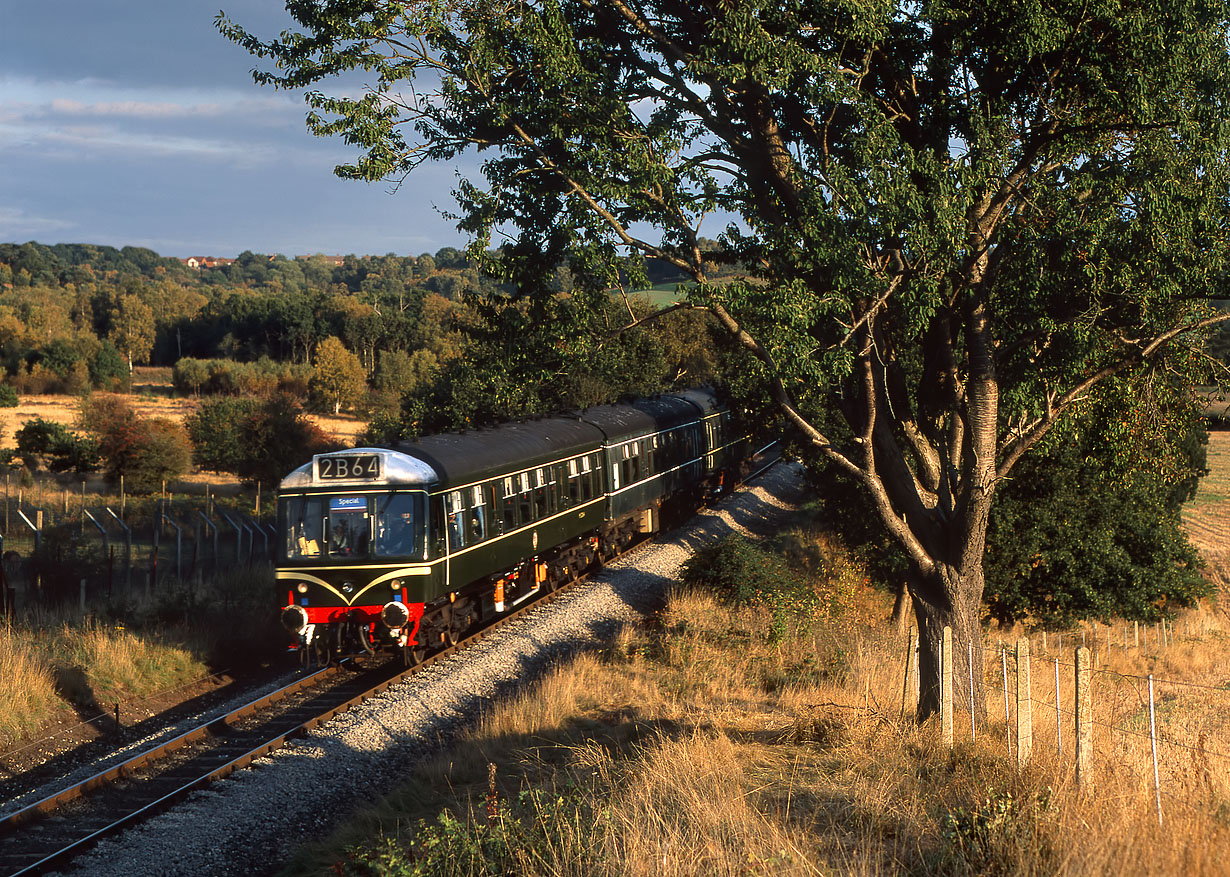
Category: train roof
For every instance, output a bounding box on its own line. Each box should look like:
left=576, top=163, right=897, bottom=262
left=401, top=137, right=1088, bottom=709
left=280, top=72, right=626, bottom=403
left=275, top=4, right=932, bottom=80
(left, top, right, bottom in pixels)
left=278, top=391, right=730, bottom=493
left=391, top=416, right=606, bottom=488
left=573, top=392, right=725, bottom=443
left=665, top=387, right=722, bottom=416
left=573, top=394, right=707, bottom=444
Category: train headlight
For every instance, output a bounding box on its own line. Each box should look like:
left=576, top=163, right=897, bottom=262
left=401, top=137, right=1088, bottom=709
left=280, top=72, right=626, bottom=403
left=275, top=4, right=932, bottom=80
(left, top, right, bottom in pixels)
left=281, top=605, right=309, bottom=635
left=296, top=583, right=308, bottom=594
left=381, top=601, right=411, bottom=629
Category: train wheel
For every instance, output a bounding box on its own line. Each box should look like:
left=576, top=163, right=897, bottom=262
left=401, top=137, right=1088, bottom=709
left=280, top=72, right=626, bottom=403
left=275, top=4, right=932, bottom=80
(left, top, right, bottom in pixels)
left=402, top=644, right=426, bottom=667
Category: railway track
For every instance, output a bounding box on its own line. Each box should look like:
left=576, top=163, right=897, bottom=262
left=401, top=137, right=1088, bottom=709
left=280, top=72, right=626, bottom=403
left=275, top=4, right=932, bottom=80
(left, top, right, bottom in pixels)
left=0, top=537, right=644, bottom=877
left=0, top=459, right=780, bottom=876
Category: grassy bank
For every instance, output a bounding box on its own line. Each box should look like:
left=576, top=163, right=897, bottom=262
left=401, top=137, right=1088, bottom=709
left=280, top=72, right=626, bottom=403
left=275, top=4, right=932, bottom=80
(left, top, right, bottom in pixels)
left=0, top=568, right=282, bottom=750
left=0, top=618, right=207, bottom=745
left=286, top=541, right=1230, bottom=876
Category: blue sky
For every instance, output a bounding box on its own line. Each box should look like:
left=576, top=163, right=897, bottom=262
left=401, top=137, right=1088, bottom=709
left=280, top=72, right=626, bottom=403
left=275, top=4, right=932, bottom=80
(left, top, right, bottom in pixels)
left=0, top=1, right=470, bottom=258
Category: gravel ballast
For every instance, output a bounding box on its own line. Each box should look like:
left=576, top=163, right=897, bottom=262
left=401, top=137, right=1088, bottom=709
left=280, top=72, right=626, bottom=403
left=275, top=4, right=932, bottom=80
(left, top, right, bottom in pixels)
left=54, top=462, right=808, bottom=877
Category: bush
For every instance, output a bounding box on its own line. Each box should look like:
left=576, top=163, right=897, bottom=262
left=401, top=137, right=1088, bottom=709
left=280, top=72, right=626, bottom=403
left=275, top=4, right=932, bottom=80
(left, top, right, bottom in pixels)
left=239, top=393, right=339, bottom=486
left=0, top=384, right=18, bottom=407
left=77, top=395, right=191, bottom=492
left=14, top=417, right=100, bottom=473
left=90, top=340, right=130, bottom=391
left=127, top=419, right=193, bottom=493
left=680, top=534, right=824, bottom=641
left=171, top=356, right=209, bottom=396
left=185, top=397, right=259, bottom=473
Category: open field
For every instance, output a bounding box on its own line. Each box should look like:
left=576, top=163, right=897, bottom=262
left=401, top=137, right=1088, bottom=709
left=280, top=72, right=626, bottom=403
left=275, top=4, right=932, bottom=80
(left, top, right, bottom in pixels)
left=0, top=390, right=367, bottom=459
left=1182, top=430, right=1230, bottom=555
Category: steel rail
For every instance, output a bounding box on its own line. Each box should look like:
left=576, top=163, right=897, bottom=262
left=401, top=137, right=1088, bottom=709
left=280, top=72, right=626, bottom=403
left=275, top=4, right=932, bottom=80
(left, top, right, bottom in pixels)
left=0, top=665, right=339, bottom=834
left=0, top=572, right=595, bottom=877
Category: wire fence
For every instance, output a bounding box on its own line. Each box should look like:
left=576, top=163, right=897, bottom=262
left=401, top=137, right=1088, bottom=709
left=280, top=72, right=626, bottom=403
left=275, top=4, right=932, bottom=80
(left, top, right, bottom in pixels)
left=0, top=472, right=275, bottom=616
left=903, top=613, right=1230, bottom=828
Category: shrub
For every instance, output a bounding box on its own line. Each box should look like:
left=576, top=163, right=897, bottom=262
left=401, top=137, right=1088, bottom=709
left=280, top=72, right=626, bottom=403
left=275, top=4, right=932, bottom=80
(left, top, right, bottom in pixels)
left=127, top=418, right=193, bottom=492
left=14, top=417, right=100, bottom=473
left=77, top=395, right=192, bottom=491
left=0, top=383, right=18, bottom=407
left=680, top=534, right=823, bottom=641
left=185, top=396, right=259, bottom=473
left=171, top=356, right=209, bottom=396
left=236, top=393, right=339, bottom=486
left=90, top=340, right=130, bottom=391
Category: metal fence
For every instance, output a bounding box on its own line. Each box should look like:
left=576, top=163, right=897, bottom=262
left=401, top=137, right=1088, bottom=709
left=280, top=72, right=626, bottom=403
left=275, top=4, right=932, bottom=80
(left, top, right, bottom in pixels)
left=0, top=474, right=274, bottom=615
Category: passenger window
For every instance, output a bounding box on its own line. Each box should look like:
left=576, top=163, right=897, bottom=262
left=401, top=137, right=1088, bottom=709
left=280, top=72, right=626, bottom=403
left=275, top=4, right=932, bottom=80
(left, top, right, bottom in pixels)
left=502, top=477, right=517, bottom=532
left=446, top=490, right=466, bottom=550
left=518, top=473, right=533, bottom=523
left=470, top=485, right=487, bottom=542
left=567, top=460, right=580, bottom=505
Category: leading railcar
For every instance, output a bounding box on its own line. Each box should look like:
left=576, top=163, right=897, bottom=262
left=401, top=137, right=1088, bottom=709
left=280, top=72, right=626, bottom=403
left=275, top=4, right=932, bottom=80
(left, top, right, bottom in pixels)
left=275, top=390, right=774, bottom=664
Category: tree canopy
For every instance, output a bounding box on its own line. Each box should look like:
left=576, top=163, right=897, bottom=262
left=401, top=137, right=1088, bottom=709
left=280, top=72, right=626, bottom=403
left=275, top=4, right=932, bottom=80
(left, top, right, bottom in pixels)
left=222, top=0, right=1230, bottom=721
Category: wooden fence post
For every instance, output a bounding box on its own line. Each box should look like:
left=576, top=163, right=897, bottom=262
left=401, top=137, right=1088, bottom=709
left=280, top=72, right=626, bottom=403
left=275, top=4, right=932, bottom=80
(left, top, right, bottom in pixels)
left=941, top=626, right=953, bottom=749
left=1016, top=638, right=1032, bottom=768
left=1075, top=647, right=1092, bottom=790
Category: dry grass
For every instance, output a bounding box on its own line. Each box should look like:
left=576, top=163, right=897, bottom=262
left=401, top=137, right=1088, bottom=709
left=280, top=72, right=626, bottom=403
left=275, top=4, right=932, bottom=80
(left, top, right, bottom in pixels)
left=288, top=574, right=1230, bottom=876
left=1183, top=431, right=1230, bottom=554
left=0, top=616, right=209, bottom=750
left=0, top=621, right=63, bottom=743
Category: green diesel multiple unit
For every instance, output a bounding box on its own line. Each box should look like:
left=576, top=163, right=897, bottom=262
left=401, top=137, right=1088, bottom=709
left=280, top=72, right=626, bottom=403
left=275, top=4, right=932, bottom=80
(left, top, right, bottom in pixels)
left=276, top=390, right=774, bottom=663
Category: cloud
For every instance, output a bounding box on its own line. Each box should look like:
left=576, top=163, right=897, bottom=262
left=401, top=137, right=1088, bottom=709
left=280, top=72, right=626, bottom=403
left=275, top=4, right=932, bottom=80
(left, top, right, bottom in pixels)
left=48, top=98, right=226, bottom=119
left=0, top=207, right=76, bottom=239
left=0, top=78, right=322, bottom=169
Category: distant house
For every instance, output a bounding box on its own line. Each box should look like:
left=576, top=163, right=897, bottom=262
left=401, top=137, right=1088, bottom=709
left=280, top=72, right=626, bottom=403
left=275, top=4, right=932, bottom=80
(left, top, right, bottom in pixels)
left=183, top=256, right=236, bottom=270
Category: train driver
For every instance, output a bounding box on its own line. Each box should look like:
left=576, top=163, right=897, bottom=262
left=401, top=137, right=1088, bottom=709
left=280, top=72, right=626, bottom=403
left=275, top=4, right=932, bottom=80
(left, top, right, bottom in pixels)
left=379, top=509, right=418, bottom=557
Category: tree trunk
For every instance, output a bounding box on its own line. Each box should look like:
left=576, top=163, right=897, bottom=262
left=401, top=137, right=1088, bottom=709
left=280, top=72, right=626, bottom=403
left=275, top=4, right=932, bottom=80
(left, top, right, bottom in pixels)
left=910, top=566, right=987, bottom=725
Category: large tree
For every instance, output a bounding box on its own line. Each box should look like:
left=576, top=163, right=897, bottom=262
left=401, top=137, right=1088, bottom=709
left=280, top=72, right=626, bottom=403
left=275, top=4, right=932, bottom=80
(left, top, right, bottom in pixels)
left=221, top=0, right=1230, bottom=722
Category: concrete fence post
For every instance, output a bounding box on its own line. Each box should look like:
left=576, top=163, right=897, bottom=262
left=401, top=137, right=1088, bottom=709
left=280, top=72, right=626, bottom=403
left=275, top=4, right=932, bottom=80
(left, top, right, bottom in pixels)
left=1016, top=637, right=1032, bottom=768
left=1148, top=675, right=1163, bottom=827
left=941, top=626, right=953, bottom=749
left=1075, top=647, right=1092, bottom=790
left=901, top=627, right=918, bottom=722
left=1001, top=646, right=1011, bottom=756
left=1054, top=657, right=1062, bottom=756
